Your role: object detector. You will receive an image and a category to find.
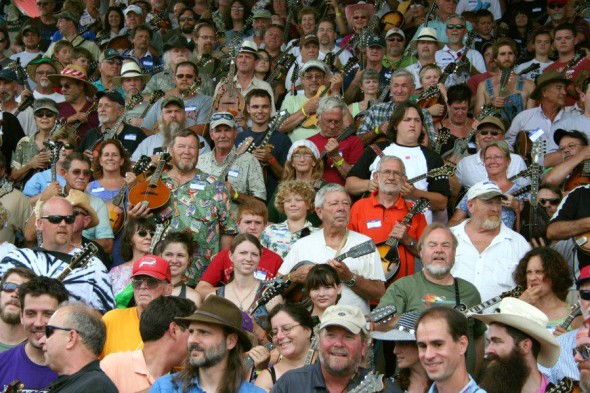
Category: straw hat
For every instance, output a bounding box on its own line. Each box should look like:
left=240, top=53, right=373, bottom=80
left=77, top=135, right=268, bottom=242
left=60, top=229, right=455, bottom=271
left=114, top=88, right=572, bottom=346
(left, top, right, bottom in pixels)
left=345, top=1, right=375, bottom=28
left=48, top=64, right=98, bottom=97
left=112, top=62, right=150, bottom=88
left=66, top=189, right=99, bottom=229
left=26, top=57, right=64, bottom=82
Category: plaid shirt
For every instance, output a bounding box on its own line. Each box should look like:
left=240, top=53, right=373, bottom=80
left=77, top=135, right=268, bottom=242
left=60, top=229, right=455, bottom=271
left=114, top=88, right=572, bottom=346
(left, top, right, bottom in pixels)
left=357, top=101, right=436, bottom=147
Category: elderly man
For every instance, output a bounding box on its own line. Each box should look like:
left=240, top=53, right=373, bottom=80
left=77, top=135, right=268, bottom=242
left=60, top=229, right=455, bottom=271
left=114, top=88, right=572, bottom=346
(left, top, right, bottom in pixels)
left=279, top=183, right=385, bottom=314
left=39, top=304, right=118, bottom=392
left=26, top=57, right=64, bottom=103
left=79, top=91, right=147, bottom=156
left=279, top=60, right=343, bottom=142
left=405, top=28, right=444, bottom=90
left=308, top=97, right=363, bottom=186
left=92, top=48, right=123, bottom=95
left=112, top=61, right=151, bottom=127
left=0, top=277, right=69, bottom=390
left=102, top=254, right=172, bottom=357
left=101, top=296, right=196, bottom=392
left=473, top=297, right=561, bottom=393
left=44, top=10, right=100, bottom=61
left=415, top=307, right=485, bottom=392
left=150, top=296, right=264, bottom=392
left=243, top=9, right=272, bottom=47
left=124, top=24, right=163, bottom=75
left=544, top=130, right=590, bottom=187
left=0, top=268, right=36, bottom=352
left=450, top=181, right=531, bottom=301
left=198, top=111, right=266, bottom=209
left=272, top=305, right=399, bottom=392
left=0, top=69, right=35, bottom=137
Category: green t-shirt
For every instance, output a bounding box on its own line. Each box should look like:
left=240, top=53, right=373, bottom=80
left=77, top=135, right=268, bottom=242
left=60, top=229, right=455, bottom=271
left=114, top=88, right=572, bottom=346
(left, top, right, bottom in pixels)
left=377, top=272, right=487, bottom=375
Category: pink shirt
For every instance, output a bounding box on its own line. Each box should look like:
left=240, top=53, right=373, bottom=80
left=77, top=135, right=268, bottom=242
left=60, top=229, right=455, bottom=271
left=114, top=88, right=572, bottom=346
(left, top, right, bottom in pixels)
left=536, top=372, right=549, bottom=393
left=100, top=350, right=155, bottom=393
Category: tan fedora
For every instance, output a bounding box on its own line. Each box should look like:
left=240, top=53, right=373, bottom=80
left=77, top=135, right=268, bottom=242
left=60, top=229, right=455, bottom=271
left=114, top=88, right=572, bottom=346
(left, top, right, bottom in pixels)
left=112, top=61, right=150, bottom=88
left=66, top=189, right=99, bottom=229
left=48, top=64, right=98, bottom=97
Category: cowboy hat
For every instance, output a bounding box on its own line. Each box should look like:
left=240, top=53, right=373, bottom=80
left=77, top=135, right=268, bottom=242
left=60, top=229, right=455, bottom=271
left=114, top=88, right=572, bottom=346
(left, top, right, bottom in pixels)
left=411, top=27, right=444, bottom=49
left=176, top=295, right=253, bottom=351
left=470, top=297, right=561, bottom=367
left=345, top=1, right=375, bottom=28
left=66, top=189, right=99, bottom=229
left=48, top=64, right=98, bottom=97
left=530, top=70, right=572, bottom=101
left=112, top=61, right=150, bottom=88
left=26, top=57, right=64, bottom=81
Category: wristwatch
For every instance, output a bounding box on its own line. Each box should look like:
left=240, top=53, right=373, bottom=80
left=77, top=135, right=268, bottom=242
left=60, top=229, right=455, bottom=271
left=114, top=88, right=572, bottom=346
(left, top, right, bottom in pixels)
left=344, top=274, right=357, bottom=288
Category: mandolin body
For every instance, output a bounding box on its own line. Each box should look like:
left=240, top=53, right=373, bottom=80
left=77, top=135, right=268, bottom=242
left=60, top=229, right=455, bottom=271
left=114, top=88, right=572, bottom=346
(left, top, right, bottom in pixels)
left=128, top=180, right=170, bottom=210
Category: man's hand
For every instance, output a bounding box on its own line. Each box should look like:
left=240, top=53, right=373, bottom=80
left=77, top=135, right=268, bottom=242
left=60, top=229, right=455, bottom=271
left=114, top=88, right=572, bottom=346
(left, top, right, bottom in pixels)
left=252, top=147, right=273, bottom=164
left=367, top=179, right=379, bottom=192
left=330, top=73, right=343, bottom=94
left=247, top=345, right=271, bottom=370
left=325, top=138, right=340, bottom=157
left=490, top=95, right=506, bottom=108
left=378, top=121, right=390, bottom=135
left=303, top=97, right=320, bottom=115
left=40, top=182, right=62, bottom=201
left=82, top=149, right=95, bottom=161
left=67, top=112, right=88, bottom=125
left=30, top=151, right=51, bottom=169
left=400, top=182, right=419, bottom=199
left=128, top=117, right=143, bottom=127
left=428, top=103, right=446, bottom=117
left=389, top=221, right=409, bottom=242
left=289, top=264, right=314, bottom=283
left=327, top=259, right=354, bottom=281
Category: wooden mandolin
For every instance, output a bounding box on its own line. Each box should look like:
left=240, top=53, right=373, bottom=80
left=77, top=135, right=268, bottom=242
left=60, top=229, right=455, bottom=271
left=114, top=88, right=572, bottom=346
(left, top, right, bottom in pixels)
left=128, top=152, right=171, bottom=210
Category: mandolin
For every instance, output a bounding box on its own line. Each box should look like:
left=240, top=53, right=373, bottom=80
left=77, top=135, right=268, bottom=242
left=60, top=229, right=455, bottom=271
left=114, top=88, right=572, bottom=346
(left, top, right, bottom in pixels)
left=246, top=110, right=290, bottom=155
left=545, top=377, right=576, bottom=393
left=349, top=373, right=385, bottom=393
left=519, top=139, right=549, bottom=242
left=43, top=141, right=64, bottom=186
left=439, top=31, right=478, bottom=84
left=56, top=243, right=99, bottom=282
left=564, top=160, right=590, bottom=192
left=14, top=95, right=35, bottom=117
left=140, top=90, right=166, bottom=119
left=516, top=62, right=541, bottom=76
left=2, top=379, right=23, bottom=393
left=214, top=48, right=244, bottom=115
left=149, top=218, right=171, bottom=254
left=249, top=276, right=291, bottom=314
left=69, top=101, right=99, bottom=135
left=319, top=124, right=357, bottom=159
left=460, top=286, right=523, bottom=314
left=7, top=58, right=32, bottom=91
left=416, top=85, right=447, bottom=123
left=560, top=302, right=582, bottom=331
left=128, top=152, right=171, bottom=210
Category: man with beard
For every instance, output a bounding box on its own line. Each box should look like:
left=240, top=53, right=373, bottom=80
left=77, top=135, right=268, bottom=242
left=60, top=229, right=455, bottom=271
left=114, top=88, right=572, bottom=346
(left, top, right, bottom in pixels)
left=131, top=96, right=210, bottom=162
left=0, top=276, right=69, bottom=390
left=271, top=304, right=399, bottom=392
left=22, top=0, right=58, bottom=52
left=192, top=23, right=222, bottom=81
left=545, top=0, right=589, bottom=46
left=473, top=297, right=561, bottom=393
left=121, top=5, right=164, bottom=57
left=475, top=38, right=535, bottom=127
left=317, top=18, right=353, bottom=70
left=141, top=61, right=213, bottom=131
left=79, top=91, right=147, bottom=157
left=450, top=181, right=531, bottom=302
left=575, top=325, right=590, bottom=393
left=376, top=223, right=486, bottom=375
left=44, top=10, right=101, bottom=61
left=382, top=28, right=408, bottom=71
left=164, top=8, right=198, bottom=43
left=26, top=57, right=65, bottom=103
left=0, top=268, right=36, bottom=352
left=244, top=10, right=272, bottom=48
left=150, top=295, right=264, bottom=392
left=0, top=69, right=35, bottom=137
left=405, top=28, right=444, bottom=90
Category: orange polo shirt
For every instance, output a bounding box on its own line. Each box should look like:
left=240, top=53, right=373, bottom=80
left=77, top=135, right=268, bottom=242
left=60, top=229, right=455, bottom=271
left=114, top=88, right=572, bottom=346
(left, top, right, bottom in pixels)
left=348, top=192, right=427, bottom=281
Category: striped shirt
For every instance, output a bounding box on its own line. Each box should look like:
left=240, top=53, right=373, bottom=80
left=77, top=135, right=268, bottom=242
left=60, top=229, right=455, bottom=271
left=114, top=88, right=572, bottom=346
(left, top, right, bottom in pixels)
left=0, top=248, right=115, bottom=312
left=538, top=328, right=579, bottom=384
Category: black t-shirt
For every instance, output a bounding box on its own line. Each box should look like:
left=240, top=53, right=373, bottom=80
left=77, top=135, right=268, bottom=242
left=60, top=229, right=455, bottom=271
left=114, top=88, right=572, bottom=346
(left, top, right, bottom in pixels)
left=347, top=141, right=451, bottom=197
left=78, top=124, right=147, bottom=156
left=551, top=185, right=590, bottom=267
left=2, top=112, right=25, bottom=176
left=23, top=17, right=58, bottom=52
left=47, top=360, right=118, bottom=393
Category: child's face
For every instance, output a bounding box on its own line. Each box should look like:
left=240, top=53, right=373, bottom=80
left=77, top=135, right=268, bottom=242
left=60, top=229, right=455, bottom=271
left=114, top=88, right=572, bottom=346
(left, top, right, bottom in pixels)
left=476, top=16, right=494, bottom=35
left=55, top=47, right=72, bottom=65
left=73, top=57, right=90, bottom=70
left=420, top=69, right=440, bottom=88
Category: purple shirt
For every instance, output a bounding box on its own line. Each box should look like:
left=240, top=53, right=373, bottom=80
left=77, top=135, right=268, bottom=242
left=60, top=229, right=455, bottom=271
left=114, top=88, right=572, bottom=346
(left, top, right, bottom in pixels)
left=0, top=343, right=58, bottom=390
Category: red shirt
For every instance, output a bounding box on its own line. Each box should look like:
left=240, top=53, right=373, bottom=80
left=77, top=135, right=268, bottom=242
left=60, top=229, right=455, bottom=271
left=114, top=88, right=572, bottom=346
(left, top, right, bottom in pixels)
left=348, top=192, right=427, bottom=281
left=545, top=57, right=590, bottom=106
left=58, top=100, right=99, bottom=139
left=200, top=247, right=283, bottom=285
left=308, top=133, right=364, bottom=185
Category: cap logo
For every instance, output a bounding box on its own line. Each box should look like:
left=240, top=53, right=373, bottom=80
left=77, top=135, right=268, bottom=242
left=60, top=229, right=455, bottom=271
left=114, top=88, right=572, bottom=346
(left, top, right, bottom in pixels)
left=139, top=257, right=157, bottom=268
left=338, top=312, right=346, bottom=316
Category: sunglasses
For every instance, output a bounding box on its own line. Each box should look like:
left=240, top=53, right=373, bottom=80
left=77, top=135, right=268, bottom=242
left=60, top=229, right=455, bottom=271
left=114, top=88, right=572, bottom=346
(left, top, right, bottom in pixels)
left=539, top=198, right=560, bottom=206
left=573, top=345, right=590, bottom=360
left=41, top=215, right=75, bottom=224
left=1, top=282, right=20, bottom=293
left=132, top=277, right=163, bottom=289
left=387, top=36, right=404, bottom=42
left=447, top=24, right=465, bottom=29
left=580, top=289, right=590, bottom=301
left=548, top=2, right=565, bottom=8
left=70, top=169, right=92, bottom=177
left=137, top=229, right=155, bottom=238
left=175, top=74, right=195, bottom=79
left=73, top=210, right=87, bottom=217
left=45, top=325, right=75, bottom=338
left=179, top=17, right=195, bottom=21
left=35, top=111, right=56, bottom=118
left=211, top=112, right=236, bottom=122
left=478, top=130, right=500, bottom=136
left=62, top=143, right=74, bottom=150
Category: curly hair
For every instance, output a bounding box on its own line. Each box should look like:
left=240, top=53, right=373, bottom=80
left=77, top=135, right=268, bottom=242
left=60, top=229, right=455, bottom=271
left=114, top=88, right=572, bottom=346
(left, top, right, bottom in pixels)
left=282, top=146, right=324, bottom=182
left=512, top=247, right=574, bottom=301
left=92, top=139, right=132, bottom=179
left=274, top=180, right=316, bottom=214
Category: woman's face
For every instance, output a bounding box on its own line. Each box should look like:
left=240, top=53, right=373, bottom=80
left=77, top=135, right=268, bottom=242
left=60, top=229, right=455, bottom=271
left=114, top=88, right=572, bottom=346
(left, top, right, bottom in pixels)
left=230, top=240, right=260, bottom=275
left=309, top=283, right=340, bottom=311
left=162, top=242, right=190, bottom=278
left=131, top=226, right=153, bottom=254
left=483, top=146, right=509, bottom=177
left=255, top=52, right=270, bottom=73
left=394, top=341, right=420, bottom=369
left=283, top=192, right=308, bottom=221
left=361, top=78, right=379, bottom=95
left=420, top=69, right=440, bottom=88
left=230, top=1, right=244, bottom=20
left=291, top=147, right=316, bottom=174
left=525, top=256, right=551, bottom=295
left=352, top=9, right=369, bottom=31
left=270, top=310, right=311, bottom=358
left=515, top=13, right=528, bottom=28
left=99, top=143, right=124, bottom=173
left=108, top=11, right=121, bottom=29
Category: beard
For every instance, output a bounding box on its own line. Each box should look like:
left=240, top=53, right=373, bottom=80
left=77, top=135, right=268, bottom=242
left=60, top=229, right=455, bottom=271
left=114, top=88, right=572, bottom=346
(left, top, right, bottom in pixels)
left=188, top=339, right=227, bottom=368
left=181, top=25, right=194, bottom=34
left=0, top=303, right=20, bottom=325
left=424, top=263, right=451, bottom=278
left=478, top=347, right=531, bottom=393
left=160, top=119, right=184, bottom=147
left=318, top=347, right=362, bottom=378
left=482, top=216, right=501, bottom=230
left=39, top=79, right=50, bottom=88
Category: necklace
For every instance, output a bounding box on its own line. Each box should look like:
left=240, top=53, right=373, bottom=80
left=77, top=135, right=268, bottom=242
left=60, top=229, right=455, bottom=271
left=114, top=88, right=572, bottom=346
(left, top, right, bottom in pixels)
left=229, top=282, right=258, bottom=311
left=448, top=118, right=468, bottom=128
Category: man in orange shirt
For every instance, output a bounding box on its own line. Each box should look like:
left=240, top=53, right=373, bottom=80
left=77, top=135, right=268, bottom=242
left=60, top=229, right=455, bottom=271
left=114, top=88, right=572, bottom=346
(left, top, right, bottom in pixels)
left=349, top=155, right=427, bottom=283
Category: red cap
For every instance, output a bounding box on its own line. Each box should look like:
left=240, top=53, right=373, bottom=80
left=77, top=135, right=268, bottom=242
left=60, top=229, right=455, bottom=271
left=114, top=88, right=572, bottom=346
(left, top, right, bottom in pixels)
left=547, top=0, right=567, bottom=5
left=132, top=255, right=172, bottom=282
left=577, top=265, right=590, bottom=289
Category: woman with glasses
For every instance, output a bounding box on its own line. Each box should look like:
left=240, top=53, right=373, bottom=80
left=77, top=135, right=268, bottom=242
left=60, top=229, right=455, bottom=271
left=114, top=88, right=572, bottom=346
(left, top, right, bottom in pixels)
left=513, top=247, right=582, bottom=336
left=305, top=264, right=341, bottom=323
left=262, top=180, right=317, bottom=259
left=254, top=303, right=314, bottom=392
left=157, top=231, right=202, bottom=306
left=224, top=0, right=252, bottom=44
left=108, top=217, right=155, bottom=296
left=449, top=141, right=526, bottom=229
left=267, top=141, right=326, bottom=226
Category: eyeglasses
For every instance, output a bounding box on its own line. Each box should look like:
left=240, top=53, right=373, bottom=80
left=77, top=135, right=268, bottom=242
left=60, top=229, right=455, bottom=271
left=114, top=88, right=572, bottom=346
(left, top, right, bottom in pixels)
left=132, top=277, right=163, bottom=289
left=548, top=3, right=565, bottom=9
left=62, top=143, right=74, bottom=150
left=211, top=113, right=236, bottom=122
left=179, top=17, right=195, bottom=21
left=573, top=345, right=590, bottom=360
left=73, top=210, right=87, bottom=217
left=40, top=215, right=76, bottom=224
left=478, top=130, right=501, bottom=136
left=137, top=229, right=155, bottom=238
left=45, top=325, right=76, bottom=338
left=1, top=282, right=20, bottom=293
left=231, top=5, right=244, bottom=10
left=175, top=74, right=195, bottom=79
left=580, top=289, right=590, bottom=301
left=70, top=169, right=92, bottom=177
left=35, top=111, right=56, bottom=118
left=379, top=170, right=404, bottom=178
left=292, top=153, right=313, bottom=159
left=304, top=73, right=324, bottom=81
left=558, top=143, right=582, bottom=152
left=387, top=36, right=404, bottom=42
left=539, top=198, right=560, bottom=206
left=269, top=324, right=301, bottom=338
left=447, top=24, right=465, bottom=29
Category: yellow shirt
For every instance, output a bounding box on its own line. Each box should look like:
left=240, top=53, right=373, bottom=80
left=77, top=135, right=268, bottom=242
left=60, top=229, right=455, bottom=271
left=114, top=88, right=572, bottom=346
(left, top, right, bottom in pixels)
left=101, top=307, right=142, bottom=359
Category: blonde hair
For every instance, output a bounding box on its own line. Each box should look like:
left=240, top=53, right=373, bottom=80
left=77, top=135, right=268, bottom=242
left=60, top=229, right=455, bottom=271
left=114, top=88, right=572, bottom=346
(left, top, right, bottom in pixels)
left=274, top=180, right=316, bottom=214
left=283, top=146, right=324, bottom=182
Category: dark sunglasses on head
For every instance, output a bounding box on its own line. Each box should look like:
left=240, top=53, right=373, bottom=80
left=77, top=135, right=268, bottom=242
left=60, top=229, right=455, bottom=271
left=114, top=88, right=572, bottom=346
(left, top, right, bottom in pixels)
left=132, top=277, right=163, bottom=289
left=580, top=289, right=590, bottom=301
left=573, top=344, right=590, bottom=360
left=539, top=198, right=560, bottom=206
left=137, top=229, right=155, bottom=238
left=45, top=325, right=75, bottom=338
left=70, top=169, right=92, bottom=177
left=447, top=24, right=465, bottom=29
left=548, top=2, right=565, bottom=8
left=211, top=112, right=236, bottom=122
left=478, top=130, right=500, bottom=136
left=1, top=282, right=20, bottom=293
left=35, top=111, right=56, bottom=118
left=41, top=215, right=75, bottom=224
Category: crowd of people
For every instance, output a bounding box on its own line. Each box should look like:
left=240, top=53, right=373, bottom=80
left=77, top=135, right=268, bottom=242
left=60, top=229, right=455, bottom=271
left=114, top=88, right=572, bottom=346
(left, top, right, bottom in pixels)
left=0, top=0, right=589, bottom=391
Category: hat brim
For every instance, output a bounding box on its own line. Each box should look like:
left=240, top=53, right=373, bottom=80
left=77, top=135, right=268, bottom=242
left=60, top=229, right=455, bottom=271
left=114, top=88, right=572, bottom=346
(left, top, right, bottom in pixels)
left=47, top=74, right=98, bottom=97
left=410, top=37, right=444, bottom=50
left=132, top=270, right=169, bottom=281
left=112, top=73, right=150, bottom=88
left=530, top=77, right=572, bottom=100
left=320, top=320, right=365, bottom=335
left=470, top=313, right=560, bottom=367
left=471, top=191, right=507, bottom=200
left=371, top=328, right=415, bottom=341
left=211, top=119, right=236, bottom=129
left=345, top=3, right=375, bottom=26
left=34, top=105, right=59, bottom=115
left=27, top=59, right=63, bottom=80
left=176, top=312, right=253, bottom=351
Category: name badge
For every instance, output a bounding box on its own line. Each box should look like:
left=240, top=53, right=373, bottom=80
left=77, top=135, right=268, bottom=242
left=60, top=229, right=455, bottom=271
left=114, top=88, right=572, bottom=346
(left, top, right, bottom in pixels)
left=367, top=219, right=382, bottom=229
left=124, top=134, right=137, bottom=141
left=144, top=59, right=153, bottom=66
left=529, top=128, right=544, bottom=142
left=190, top=181, right=206, bottom=190
left=254, top=270, right=267, bottom=280
left=533, top=7, right=541, bottom=12
left=185, top=106, right=197, bottom=112
left=92, top=187, right=105, bottom=192
left=228, top=169, right=239, bottom=178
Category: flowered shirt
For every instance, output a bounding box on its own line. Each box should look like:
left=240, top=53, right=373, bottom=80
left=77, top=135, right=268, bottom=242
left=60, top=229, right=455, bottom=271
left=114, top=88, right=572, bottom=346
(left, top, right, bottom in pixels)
left=261, top=220, right=317, bottom=258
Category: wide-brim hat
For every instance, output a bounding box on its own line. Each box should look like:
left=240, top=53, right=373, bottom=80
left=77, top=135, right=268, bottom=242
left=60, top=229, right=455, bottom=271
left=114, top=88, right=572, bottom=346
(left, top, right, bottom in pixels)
left=27, top=57, right=63, bottom=81
left=411, top=27, right=444, bottom=49
left=371, top=312, right=421, bottom=341
left=176, top=295, right=253, bottom=351
left=112, top=61, right=150, bottom=88
left=530, top=70, right=572, bottom=100
left=48, top=64, right=97, bottom=97
left=345, top=1, right=375, bottom=27
left=66, top=189, right=99, bottom=228
left=470, top=298, right=561, bottom=367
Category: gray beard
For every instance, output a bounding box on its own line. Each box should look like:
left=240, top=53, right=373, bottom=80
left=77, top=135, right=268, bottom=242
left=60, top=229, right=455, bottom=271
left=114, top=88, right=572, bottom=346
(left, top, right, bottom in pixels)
left=160, top=120, right=184, bottom=148
left=424, top=263, right=452, bottom=278
left=482, top=217, right=501, bottom=230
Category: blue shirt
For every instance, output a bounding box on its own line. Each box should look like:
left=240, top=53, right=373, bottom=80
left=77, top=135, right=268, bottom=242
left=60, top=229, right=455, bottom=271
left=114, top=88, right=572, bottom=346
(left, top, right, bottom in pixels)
left=23, top=169, right=65, bottom=197
left=428, top=376, right=486, bottom=393
left=92, top=79, right=125, bottom=98
left=149, top=374, right=265, bottom=393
